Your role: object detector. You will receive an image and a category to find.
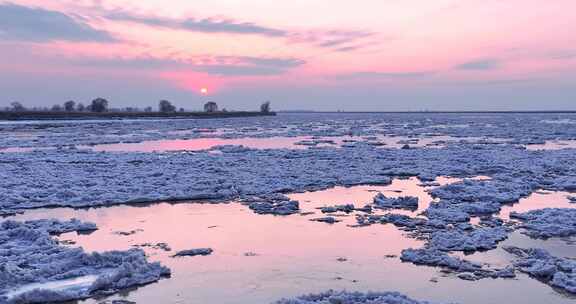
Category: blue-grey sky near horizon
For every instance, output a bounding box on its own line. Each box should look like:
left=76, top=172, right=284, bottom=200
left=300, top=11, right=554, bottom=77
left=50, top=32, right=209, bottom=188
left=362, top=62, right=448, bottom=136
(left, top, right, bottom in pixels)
left=1, top=0, right=575, bottom=111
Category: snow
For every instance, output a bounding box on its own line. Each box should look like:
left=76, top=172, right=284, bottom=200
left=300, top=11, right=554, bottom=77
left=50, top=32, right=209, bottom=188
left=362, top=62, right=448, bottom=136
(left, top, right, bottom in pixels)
left=429, top=179, right=533, bottom=205
left=504, top=246, right=576, bottom=294
left=172, top=248, right=213, bottom=257
left=2, top=140, right=576, bottom=216
left=2, top=113, right=576, bottom=301
left=247, top=200, right=300, bottom=215
left=0, top=220, right=170, bottom=303
left=22, top=218, right=97, bottom=235
left=273, top=290, right=446, bottom=304
left=5, top=275, right=99, bottom=302
left=429, top=227, right=510, bottom=252
left=354, top=213, right=422, bottom=229
left=510, top=208, right=576, bottom=238
left=310, top=216, right=341, bottom=224
left=401, top=248, right=483, bottom=272
left=133, top=242, right=172, bottom=252
left=373, top=193, right=419, bottom=210
left=400, top=248, right=515, bottom=280
left=319, top=204, right=355, bottom=213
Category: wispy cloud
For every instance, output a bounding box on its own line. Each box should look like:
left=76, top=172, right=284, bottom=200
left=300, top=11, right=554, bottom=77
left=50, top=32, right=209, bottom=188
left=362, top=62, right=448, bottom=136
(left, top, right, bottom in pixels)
left=440, top=78, right=543, bottom=87
left=287, top=30, right=378, bottom=52
left=0, top=3, right=115, bottom=42
left=105, top=11, right=286, bottom=37
left=101, top=10, right=377, bottom=52
left=333, top=71, right=436, bottom=80
left=192, top=56, right=305, bottom=76
left=239, top=57, right=305, bottom=68
left=193, top=65, right=290, bottom=76
left=548, top=50, right=576, bottom=60
left=455, top=58, right=500, bottom=70
left=42, top=54, right=305, bottom=76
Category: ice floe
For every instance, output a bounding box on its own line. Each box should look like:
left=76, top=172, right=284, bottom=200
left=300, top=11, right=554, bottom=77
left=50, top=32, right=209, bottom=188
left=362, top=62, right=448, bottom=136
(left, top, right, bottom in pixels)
left=310, top=216, right=341, bottom=224
left=319, top=204, right=355, bottom=213
left=3, top=113, right=576, bottom=302
left=429, top=226, right=510, bottom=252
left=20, top=218, right=97, bottom=235
left=504, top=246, right=576, bottom=294
left=0, top=220, right=169, bottom=303
left=373, top=193, right=419, bottom=211
left=273, top=290, right=447, bottom=304
left=510, top=208, right=576, bottom=238
left=172, top=248, right=213, bottom=257
left=2, top=141, right=576, bottom=216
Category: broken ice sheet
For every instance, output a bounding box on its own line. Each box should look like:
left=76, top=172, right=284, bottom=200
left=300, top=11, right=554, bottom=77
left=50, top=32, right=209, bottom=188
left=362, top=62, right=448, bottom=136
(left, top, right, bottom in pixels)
left=4, top=275, right=100, bottom=301
left=0, top=220, right=170, bottom=303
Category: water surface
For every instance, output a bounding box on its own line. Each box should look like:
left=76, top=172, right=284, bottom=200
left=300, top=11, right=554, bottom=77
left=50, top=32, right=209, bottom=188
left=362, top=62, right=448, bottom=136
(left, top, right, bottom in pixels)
left=6, top=178, right=575, bottom=304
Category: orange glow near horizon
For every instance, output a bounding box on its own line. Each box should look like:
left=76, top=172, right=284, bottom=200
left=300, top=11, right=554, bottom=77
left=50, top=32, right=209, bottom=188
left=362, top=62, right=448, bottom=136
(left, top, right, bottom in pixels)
left=200, top=87, right=209, bottom=95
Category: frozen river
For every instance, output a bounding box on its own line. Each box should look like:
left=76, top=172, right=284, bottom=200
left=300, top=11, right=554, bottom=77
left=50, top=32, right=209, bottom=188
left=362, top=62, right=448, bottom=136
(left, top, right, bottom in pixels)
left=2, top=113, right=576, bottom=304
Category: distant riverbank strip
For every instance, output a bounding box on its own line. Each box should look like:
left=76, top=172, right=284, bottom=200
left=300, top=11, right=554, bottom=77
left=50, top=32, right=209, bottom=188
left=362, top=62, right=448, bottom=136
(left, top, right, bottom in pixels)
left=0, top=111, right=276, bottom=121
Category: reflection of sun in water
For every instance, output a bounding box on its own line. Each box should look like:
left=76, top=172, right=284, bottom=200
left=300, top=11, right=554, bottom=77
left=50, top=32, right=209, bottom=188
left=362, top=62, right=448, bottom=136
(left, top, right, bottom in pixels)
left=200, top=88, right=208, bottom=95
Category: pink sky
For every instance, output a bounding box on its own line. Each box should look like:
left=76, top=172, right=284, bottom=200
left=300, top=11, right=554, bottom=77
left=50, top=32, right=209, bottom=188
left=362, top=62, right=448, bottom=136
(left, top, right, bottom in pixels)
left=1, top=0, right=575, bottom=110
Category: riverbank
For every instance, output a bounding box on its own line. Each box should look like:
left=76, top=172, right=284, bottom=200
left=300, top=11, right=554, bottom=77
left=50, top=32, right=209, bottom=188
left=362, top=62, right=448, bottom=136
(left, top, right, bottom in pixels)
left=0, top=111, right=276, bottom=121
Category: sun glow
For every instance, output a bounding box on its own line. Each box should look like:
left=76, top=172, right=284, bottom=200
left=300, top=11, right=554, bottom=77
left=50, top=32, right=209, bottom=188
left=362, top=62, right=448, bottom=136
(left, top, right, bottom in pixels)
left=200, top=87, right=209, bottom=95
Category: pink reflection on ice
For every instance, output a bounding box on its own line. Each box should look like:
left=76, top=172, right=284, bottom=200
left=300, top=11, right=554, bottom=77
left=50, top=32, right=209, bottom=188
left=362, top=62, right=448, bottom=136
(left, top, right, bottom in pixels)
left=5, top=176, right=574, bottom=304
left=10, top=200, right=428, bottom=303
left=525, top=140, right=576, bottom=151
left=87, top=137, right=311, bottom=152
left=289, top=177, right=439, bottom=218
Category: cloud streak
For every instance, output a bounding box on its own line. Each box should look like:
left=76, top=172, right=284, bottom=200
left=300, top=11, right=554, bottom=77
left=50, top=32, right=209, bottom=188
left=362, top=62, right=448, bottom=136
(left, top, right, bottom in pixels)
left=333, top=71, right=436, bottom=80
left=0, top=3, right=115, bottom=42
left=102, top=10, right=376, bottom=52
left=105, top=11, right=286, bottom=37
left=455, top=58, right=500, bottom=70
left=288, top=30, right=377, bottom=52
left=39, top=54, right=306, bottom=76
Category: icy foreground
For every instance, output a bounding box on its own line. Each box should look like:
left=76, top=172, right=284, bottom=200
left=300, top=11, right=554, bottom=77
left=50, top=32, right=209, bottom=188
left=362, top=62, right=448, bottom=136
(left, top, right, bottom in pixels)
left=510, top=208, right=576, bottom=238
left=400, top=249, right=515, bottom=281
left=1, top=113, right=576, bottom=302
left=0, top=220, right=170, bottom=303
left=273, top=290, right=447, bottom=304
left=2, top=144, right=576, bottom=215
left=373, top=193, right=419, bottom=210
left=504, top=247, right=576, bottom=294
left=2, top=113, right=576, bottom=214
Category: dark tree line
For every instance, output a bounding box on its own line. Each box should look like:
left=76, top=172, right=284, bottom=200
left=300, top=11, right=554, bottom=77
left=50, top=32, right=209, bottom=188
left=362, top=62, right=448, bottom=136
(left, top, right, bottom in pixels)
left=5, top=99, right=272, bottom=113
left=7, top=98, right=110, bottom=112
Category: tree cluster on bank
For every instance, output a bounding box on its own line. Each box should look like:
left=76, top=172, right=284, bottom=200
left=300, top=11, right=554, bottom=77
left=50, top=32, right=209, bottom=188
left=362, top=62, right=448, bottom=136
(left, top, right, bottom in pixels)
left=8, top=98, right=110, bottom=113
left=4, top=99, right=273, bottom=114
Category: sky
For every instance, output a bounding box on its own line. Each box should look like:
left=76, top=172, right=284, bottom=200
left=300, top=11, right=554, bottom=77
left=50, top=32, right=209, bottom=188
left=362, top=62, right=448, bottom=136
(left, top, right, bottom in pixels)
left=1, top=0, right=575, bottom=111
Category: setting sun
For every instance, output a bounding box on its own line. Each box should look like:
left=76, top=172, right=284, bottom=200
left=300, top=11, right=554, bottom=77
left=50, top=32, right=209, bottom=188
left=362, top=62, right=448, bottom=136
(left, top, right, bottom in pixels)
left=200, top=88, right=208, bottom=95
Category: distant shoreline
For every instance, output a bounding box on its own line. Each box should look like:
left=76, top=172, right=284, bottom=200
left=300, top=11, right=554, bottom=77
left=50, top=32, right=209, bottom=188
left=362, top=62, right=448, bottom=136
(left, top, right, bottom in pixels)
left=279, top=110, right=576, bottom=114
left=0, top=111, right=276, bottom=121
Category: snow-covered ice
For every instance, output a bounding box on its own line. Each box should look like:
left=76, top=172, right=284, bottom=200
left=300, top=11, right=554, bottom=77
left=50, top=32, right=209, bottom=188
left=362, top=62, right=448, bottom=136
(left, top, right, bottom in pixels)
left=429, top=226, right=510, bottom=252
left=373, top=193, right=419, bottom=210
left=2, top=113, right=576, bottom=303
left=504, top=246, right=576, bottom=294
left=172, top=248, right=213, bottom=257
left=0, top=220, right=170, bottom=303
left=18, top=218, right=97, bottom=235
left=273, top=290, right=447, bottom=304
left=510, top=208, right=576, bottom=238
